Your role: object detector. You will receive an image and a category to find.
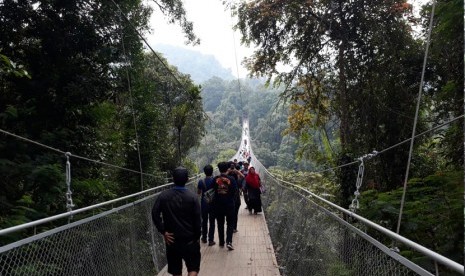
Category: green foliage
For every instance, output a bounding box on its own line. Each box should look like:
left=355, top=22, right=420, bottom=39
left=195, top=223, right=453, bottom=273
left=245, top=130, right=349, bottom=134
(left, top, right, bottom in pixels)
left=213, top=149, right=237, bottom=165
left=0, top=0, right=205, bottom=244
left=422, top=0, right=464, bottom=169
left=233, top=0, right=430, bottom=194
left=154, top=0, right=200, bottom=45
left=189, top=77, right=309, bottom=171
left=73, top=179, right=118, bottom=208
left=0, top=52, right=30, bottom=78
left=359, top=171, right=464, bottom=268
left=270, top=168, right=339, bottom=200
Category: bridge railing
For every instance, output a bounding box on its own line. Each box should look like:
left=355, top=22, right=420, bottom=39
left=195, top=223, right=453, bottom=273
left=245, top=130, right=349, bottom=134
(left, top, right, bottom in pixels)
left=252, top=155, right=463, bottom=276
left=0, top=176, right=202, bottom=276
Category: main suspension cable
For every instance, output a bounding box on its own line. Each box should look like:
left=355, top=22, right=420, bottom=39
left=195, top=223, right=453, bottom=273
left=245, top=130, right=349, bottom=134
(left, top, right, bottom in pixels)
left=0, top=128, right=161, bottom=178
left=308, top=114, right=463, bottom=174
left=110, top=0, right=191, bottom=94
left=230, top=8, right=244, bottom=111
left=121, top=24, right=144, bottom=191
left=396, top=1, right=436, bottom=236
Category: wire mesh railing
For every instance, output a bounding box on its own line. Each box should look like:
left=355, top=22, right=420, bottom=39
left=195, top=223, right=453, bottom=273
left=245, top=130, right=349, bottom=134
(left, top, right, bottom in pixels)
left=0, top=178, right=200, bottom=276
left=252, top=156, right=462, bottom=276
left=1, top=138, right=462, bottom=276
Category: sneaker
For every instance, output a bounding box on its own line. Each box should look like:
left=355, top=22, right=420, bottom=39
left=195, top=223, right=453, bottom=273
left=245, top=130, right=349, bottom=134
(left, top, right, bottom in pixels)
left=219, top=243, right=225, bottom=247
left=208, top=241, right=216, bottom=246
left=201, top=238, right=207, bottom=244
left=233, top=229, right=238, bottom=233
left=227, top=243, right=234, bottom=250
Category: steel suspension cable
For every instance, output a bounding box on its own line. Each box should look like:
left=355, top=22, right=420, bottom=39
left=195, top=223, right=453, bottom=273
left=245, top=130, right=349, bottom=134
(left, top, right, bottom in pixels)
left=309, top=114, right=463, bottom=174
left=230, top=8, right=244, bottom=111
left=110, top=0, right=191, bottom=95
left=0, top=128, right=161, bottom=178
left=121, top=26, right=144, bottom=191
left=396, top=1, right=436, bottom=235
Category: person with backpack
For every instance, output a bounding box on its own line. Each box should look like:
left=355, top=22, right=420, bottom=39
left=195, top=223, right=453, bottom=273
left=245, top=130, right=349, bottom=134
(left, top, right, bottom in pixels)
left=197, top=164, right=216, bottom=246
left=227, top=162, right=244, bottom=233
left=213, top=161, right=238, bottom=250
left=152, top=167, right=201, bottom=276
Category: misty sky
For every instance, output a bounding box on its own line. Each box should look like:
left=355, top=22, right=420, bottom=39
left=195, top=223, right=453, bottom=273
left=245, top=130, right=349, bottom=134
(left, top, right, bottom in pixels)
left=147, top=0, right=253, bottom=78
left=146, top=0, right=425, bottom=79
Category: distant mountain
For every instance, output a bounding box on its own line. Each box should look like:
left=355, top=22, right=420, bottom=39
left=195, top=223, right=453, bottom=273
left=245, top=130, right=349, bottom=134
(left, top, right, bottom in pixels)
left=154, top=44, right=234, bottom=83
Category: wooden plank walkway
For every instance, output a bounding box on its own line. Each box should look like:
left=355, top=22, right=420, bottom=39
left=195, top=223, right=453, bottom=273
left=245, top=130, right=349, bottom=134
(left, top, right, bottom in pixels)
left=157, top=198, right=281, bottom=275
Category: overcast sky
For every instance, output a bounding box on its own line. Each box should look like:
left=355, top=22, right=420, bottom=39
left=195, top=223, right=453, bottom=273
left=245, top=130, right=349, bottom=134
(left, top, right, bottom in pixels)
left=146, top=0, right=426, bottom=79
left=147, top=0, right=253, bottom=78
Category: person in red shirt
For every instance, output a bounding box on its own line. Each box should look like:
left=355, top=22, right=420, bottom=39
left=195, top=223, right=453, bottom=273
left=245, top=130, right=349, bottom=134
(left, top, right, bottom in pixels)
left=245, top=166, right=262, bottom=214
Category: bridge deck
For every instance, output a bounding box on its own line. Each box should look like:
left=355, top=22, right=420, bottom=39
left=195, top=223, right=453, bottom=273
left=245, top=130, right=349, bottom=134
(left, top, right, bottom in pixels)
left=157, top=198, right=280, bottom=275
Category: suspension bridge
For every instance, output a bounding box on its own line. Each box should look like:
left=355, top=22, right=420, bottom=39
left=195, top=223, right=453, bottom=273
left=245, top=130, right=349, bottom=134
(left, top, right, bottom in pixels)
left=0, top=1, right=463, bottom=275
left=0, top=117, right=463, bottom=276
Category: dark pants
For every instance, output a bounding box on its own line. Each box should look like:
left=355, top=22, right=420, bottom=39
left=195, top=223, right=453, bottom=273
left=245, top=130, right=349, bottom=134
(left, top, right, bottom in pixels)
left=166, top=240, right=201, bottom=275
left=232, top=197, right=240, bottom=230
left=247, top=188, right=262, bottom=213
left=201, top=206, right=215, bottom=242
left=243, top=189, right=250, bottom=209
left=216, top=207, right=235, bottom=244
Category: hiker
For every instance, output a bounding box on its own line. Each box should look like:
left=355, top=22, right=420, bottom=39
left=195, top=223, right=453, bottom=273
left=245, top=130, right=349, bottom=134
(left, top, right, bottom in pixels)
left=227, top=162, right=244, bottom=233
left=245, top=166, right=262, bottom=215
left=152, top=167, right=201, bottom=276
left=197, top=164, right=216, bottom=246
left=213, top=161, right=238, bottom=250
left=240, top=161, right=250, bottom=209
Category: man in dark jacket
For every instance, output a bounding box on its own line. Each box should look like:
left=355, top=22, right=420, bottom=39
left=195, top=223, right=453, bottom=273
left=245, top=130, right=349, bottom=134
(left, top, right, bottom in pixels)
left=213, top=161, right=238, bottom=250
left=197, top=164, right=216, bottom=246
left=152, top=167, right=201, bottom=276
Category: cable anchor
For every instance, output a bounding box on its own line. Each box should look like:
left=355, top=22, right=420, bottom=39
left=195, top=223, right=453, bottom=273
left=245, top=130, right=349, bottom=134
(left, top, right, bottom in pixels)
left=349, top=150, right=378, bottom=212
left=65, top=152, right=75, bottom=212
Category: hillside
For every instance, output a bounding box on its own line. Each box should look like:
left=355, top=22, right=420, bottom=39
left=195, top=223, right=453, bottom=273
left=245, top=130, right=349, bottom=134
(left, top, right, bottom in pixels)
left=154, top=44, right=234, bottom=83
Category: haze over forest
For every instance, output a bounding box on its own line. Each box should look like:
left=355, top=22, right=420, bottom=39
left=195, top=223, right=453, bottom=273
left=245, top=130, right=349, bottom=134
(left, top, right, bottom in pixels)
left=155, top=44, right=315, bottom=172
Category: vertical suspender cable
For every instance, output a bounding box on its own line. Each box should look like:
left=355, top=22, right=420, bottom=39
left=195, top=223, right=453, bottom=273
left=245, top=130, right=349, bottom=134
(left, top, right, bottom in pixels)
left=121, top=24, right=144, bottom=191
left=230, top=9, right=244, bottom=112
left=396, top=2, right=436, bottom=235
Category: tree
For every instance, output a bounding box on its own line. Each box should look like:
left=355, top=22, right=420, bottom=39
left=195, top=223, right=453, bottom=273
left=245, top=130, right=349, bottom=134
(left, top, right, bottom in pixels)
left=0, top=0, right=205, bottom=239
left=152, top=0, right=200, bottom=45
left=234, top=0, right=427, bottom=194
left=422, top=0, right=464, bottom=169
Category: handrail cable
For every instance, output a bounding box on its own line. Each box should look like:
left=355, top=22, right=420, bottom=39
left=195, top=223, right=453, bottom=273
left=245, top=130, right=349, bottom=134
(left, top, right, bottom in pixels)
left=0, top=173, right=202, bottom=236
left=396, top=1, right=436, bottom=236
left=310, top=114, right=463, bottom=174
left=110, top=0, right=191, bottom=94
left=121, top=24, right=144, bottom=190
left=0, top=128, right=161, bottom=178
left=279, top=176, right=463, bottom=274
left=254, top=160, right=464, bottom=274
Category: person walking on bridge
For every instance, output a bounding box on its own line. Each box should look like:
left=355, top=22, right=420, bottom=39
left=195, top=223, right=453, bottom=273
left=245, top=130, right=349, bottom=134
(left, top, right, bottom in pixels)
left=241, top=161, right=250, bottom=209
left=152, top=167, right=201, bottom=276
left=245, top=166, right=262, bottom=214
left=197, top=164, right=216, bottom=246
left=213, top=161, right=238, bottom=250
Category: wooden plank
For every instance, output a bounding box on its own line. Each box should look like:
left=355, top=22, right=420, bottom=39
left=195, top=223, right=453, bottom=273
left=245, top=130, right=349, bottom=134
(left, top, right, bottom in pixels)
left=157, top=198, right=280, bottom=275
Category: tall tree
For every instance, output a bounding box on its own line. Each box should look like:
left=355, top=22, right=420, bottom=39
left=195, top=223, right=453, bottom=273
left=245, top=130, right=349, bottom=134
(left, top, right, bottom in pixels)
left=422, top=0, right=464, bottom=169
left=0, top=0, right=204, bottom=235
left=234, top=0, right=426, bottom=195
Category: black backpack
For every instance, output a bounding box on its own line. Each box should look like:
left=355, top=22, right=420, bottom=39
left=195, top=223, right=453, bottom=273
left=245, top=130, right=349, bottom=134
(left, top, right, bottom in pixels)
left=202, top=179, right=215, bottom=204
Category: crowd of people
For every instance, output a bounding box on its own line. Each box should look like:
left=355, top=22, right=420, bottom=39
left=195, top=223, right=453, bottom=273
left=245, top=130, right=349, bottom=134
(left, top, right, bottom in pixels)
left=151, top=160, right=264, bottom=276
